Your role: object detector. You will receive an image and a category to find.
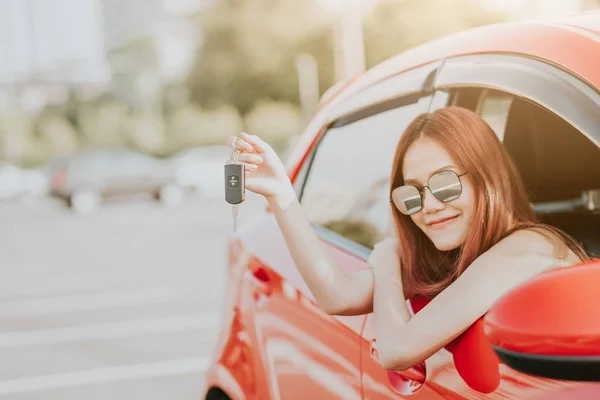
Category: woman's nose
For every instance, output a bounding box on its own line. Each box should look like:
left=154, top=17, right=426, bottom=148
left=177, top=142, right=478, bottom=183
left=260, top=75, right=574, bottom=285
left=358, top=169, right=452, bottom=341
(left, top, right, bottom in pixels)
left=422, top=187, right=445, bottom=213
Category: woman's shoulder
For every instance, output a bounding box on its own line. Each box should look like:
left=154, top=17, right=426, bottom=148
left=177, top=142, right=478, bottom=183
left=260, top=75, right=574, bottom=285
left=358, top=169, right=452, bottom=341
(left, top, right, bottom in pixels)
left=494, top=227, right=583, bottom=269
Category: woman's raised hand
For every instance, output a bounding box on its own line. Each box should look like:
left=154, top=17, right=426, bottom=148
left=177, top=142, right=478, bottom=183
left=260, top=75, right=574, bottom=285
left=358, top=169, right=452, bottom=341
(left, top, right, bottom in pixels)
left=227, top=132, right=294, bottom=201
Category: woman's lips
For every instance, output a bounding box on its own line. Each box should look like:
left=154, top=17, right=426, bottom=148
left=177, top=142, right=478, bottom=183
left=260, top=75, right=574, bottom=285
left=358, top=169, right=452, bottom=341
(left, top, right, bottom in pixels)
left=427, top=215, right=460, bottom=229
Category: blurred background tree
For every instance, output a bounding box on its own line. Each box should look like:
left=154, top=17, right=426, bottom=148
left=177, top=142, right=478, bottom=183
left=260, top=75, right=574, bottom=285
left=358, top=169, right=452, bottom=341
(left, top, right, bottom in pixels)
left=179, top=0, right=507, bottom=155
left=244, top=100, right=304, bottom=151
left=1, top=0, right=511, bottom=167
left=364, top=0, right=507, bottom=66
left=187, top=0, right=507, bottom=113
left=186, top=0, right=334, bottom=115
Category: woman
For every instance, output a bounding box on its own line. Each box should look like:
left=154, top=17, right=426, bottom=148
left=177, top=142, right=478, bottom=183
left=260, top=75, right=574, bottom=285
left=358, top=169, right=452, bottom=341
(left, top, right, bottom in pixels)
left=227, top=106, right=589, bottom=380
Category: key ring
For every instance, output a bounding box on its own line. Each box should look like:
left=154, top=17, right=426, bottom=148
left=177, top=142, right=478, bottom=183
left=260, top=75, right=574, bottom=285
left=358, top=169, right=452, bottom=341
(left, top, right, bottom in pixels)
left=231, top=137, right=241, bottom=162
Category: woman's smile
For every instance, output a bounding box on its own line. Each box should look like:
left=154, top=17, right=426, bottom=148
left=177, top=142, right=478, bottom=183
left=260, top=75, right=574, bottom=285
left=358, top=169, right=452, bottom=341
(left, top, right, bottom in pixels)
left=427, top=214, right=461, bottom=230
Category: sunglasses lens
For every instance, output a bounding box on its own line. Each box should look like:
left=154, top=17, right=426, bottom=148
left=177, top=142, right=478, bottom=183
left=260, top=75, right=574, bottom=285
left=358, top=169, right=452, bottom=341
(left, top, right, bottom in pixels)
left=392, top=185, right=421, bottom=215
left=429, top=170, right=462, bottom=202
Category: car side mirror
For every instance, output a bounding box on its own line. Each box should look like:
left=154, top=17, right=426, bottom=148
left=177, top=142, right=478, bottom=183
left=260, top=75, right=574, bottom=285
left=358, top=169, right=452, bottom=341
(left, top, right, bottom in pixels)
left=483, top=258, right=600, bottom=381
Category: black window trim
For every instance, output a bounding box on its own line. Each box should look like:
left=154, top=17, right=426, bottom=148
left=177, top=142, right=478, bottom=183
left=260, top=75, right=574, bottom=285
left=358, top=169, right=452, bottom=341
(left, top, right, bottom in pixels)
left=323, top=60, right=442, bottom=127
left=433, top=53, right=600, bottom=146
left=330, top=92, right=426, bottom=129
left=314, top=224, right=372, bottom=261
left=297, top=92, right=432, bottom=260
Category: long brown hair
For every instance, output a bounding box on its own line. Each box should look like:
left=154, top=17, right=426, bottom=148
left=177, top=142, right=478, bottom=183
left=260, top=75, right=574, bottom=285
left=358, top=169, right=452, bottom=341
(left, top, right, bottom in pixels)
left=390, top=106, right=589, bottom=299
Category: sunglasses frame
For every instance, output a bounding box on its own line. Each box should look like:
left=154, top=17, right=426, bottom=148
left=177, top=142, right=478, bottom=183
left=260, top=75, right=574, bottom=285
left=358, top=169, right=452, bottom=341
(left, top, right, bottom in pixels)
left=391, top=170, right=469, bottom=216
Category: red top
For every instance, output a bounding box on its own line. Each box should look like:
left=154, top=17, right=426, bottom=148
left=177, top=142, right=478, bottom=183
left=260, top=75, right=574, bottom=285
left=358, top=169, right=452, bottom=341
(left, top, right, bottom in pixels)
left=410, top=295, right=501, bottom=394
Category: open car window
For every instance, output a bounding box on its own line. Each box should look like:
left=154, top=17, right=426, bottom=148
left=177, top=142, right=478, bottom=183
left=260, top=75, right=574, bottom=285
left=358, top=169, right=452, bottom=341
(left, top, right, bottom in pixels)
left=452, top=87, right=600, bottom=258
left=503, top=97, right=600, bottom=257
left=476, top=89, right=513, bottom=141
left=298, top=96, right=430, bottom=254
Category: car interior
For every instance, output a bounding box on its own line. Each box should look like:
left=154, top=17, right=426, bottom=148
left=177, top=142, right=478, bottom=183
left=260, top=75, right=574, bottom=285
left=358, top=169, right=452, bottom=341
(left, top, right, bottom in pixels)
left=451, top=88, right=599, bottom=258
left=502, top=97, right=600, bottom=258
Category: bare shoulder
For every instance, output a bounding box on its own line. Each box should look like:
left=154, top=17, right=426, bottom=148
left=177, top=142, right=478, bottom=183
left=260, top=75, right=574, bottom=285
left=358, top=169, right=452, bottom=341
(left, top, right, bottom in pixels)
left=489, top=228, right=581, bottom=270
left=494, top=229, right=557, bottom=255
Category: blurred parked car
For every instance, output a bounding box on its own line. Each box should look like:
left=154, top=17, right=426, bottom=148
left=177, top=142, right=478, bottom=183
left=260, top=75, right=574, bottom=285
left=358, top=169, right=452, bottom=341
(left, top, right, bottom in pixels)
left=169, top=145, right=230, bottom=198
left=0, top=163, right=24, bottom=201
left=204, top=12, right=600, bottom=400
left=21, top=168, right=50, bottom=197
left=48, top=149, right=183, bottom=214
left=0, top=162, right=49, bottom=200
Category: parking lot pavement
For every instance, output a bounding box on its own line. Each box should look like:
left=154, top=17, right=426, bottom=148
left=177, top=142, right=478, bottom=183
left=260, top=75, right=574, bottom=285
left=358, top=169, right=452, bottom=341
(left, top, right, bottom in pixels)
left=0, top=194, right=266, bottom=400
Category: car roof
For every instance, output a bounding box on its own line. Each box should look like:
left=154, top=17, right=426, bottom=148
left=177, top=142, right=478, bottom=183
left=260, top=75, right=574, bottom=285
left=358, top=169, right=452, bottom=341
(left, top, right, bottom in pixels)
left=331, top=11, right=600, bottom=107
left=288, top=12, right=600, bottom=175
left=559, top=10, right=600, bottom=34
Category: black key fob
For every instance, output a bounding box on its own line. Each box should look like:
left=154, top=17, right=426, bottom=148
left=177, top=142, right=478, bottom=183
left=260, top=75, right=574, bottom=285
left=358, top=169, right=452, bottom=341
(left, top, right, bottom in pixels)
left=224, top=162, right=245, bottom=205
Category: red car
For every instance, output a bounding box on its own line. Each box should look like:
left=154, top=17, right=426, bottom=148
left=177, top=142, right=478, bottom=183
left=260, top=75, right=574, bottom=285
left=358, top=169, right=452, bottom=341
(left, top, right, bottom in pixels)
left=205, top=12, right=600, bottom=400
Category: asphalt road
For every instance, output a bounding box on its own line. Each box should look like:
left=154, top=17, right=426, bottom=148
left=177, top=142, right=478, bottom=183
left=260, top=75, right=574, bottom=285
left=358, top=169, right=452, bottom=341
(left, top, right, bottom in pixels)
left=0, top=193, right=267, bottom=400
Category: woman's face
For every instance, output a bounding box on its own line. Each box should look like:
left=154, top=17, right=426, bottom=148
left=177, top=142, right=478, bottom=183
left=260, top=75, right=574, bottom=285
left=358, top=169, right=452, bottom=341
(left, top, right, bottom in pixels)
left=401, top=138, right=477, bottom=251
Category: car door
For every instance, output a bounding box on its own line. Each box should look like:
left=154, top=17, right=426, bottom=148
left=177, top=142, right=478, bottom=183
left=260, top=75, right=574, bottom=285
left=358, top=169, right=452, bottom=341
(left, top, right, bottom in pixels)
left=407, top=53, right=600, bottom=398
left=299, top=94, right=439, bottom=400
left=236, top=63, right=440, bottom=400
left=337, top=98, right=456, bottom=400
left=298, top=62, right=453, bottom=400
left=237, top=226, right=367, bottom=400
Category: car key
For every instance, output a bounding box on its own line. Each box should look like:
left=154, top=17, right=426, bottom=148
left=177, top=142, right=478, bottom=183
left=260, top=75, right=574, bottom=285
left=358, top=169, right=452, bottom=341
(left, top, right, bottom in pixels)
left=225, top=149, right=245, bottom=232
left=224, top=161, right=245, bottom=205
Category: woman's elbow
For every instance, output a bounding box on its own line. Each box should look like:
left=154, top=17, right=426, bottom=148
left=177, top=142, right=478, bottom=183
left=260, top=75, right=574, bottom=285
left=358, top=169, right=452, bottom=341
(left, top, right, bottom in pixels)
left=321, top=303, right=369, bottom=316
left=377, top=346, right=418, bottom=371
left=321, top=304, right=341, bottom=316
left=317, top=297, right=359, bottom=316
left=317, top=295, right=371, bottom=316
left=314, top=298, right=343, bottom=316
left=319, top=301, right=348, bottom=316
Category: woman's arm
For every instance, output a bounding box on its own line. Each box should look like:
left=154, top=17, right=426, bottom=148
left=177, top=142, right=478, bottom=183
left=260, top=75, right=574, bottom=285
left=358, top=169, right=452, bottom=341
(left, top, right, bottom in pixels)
left=371, top=238, right=412, bottom=367
left=268, top=185, right=375, bottom=316
left=371, top=230, right=574, bottom=371
left=239, top=132, right=375, bottom=316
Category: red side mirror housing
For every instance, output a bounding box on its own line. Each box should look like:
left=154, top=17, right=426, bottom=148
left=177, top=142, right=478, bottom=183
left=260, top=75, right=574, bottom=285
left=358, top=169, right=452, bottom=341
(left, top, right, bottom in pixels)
left=484, top=259, right=600, bottom=381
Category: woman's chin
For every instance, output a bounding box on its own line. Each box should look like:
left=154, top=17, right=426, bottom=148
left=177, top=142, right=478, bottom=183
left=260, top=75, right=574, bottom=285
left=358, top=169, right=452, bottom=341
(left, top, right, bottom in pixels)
left=429, top=232, right=464, bottom=251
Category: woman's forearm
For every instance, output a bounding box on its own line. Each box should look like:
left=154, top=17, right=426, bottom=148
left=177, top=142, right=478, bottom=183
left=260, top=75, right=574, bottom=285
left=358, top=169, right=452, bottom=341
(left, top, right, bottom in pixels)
left=267, top=185, right=373, bottom=315
left=373, top=260, right=414, bottom=369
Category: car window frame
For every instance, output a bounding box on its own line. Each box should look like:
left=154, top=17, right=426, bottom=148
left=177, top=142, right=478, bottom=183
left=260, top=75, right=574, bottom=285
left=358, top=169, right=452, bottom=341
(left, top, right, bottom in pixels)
left=433, top=53, right=600, bottom=146
left=325, top=61, right=441, bottom=123
left=295, top=64, right=441, bottom=260
left=290, top=60, right=443, bottom=195
left=474, top=88, right=514, bottom=141
left=433, top=56, right=600, bottom=224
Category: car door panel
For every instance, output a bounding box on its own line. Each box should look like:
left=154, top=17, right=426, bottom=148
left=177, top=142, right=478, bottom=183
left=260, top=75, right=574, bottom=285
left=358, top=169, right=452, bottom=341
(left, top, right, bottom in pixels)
left=237, top=212, right=366, bottom=400
left=361, top=314, right=449, bottom=400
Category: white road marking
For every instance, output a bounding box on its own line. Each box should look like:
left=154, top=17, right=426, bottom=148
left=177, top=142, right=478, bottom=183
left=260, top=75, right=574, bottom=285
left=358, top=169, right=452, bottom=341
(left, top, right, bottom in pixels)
left=0, top=288, right=191, bottom=317
left=0, top=313, right=220, bottom=347
left=0, top=357, right=210, bottom=395
left=0, top=272, right=135, bottom=299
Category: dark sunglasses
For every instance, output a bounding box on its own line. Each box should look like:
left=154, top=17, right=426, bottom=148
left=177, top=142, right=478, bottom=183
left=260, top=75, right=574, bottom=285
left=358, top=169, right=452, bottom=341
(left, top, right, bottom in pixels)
left=391, top=170, right=468, bottom=215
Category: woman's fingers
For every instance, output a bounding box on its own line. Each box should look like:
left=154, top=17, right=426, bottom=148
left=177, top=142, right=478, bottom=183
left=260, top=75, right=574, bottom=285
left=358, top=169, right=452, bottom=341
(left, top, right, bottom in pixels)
left=228, top=132, right=274, bottom=155
left=239, top=162, right=258, bottom=171
left=228, top=150, right=262, bottom=168
left=241, top=132, right=272, bottom=154
left=236, top=152, right=263, bottom=164
left=228, top=136, right=254, bottom=153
